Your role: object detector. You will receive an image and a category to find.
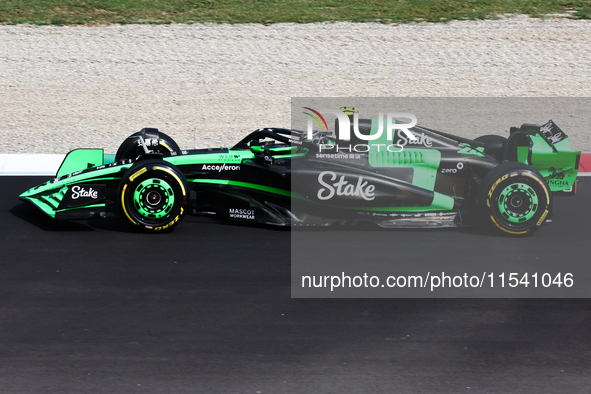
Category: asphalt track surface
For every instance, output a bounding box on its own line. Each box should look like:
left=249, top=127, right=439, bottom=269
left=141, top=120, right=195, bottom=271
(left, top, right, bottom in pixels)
left=2, top=176, right=591, bottom=393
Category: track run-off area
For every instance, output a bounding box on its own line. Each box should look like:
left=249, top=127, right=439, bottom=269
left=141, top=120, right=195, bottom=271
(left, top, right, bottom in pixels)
left=1, top=170, right=591, bottom=392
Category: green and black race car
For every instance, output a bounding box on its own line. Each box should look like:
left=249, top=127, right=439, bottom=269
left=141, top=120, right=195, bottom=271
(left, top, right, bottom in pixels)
left=20, top=117, right=580, bottom=235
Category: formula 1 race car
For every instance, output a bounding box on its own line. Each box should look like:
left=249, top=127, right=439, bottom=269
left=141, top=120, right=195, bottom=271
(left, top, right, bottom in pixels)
left=20, top=115, right=580, bottom=235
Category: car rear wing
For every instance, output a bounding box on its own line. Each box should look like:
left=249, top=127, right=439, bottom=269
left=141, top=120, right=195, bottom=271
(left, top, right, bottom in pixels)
left=508, top=120, right=580, bottom=193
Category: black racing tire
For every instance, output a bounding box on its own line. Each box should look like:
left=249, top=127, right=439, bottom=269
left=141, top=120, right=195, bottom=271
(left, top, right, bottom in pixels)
left=119, top=159, right=189, bottom=232
left=474, top=135, right=507, bottom=161
left=115, top=129, right=182, bottom=162
left=474, top=135, right=508, bottom=144
left=479, top=162, right=552, bottom=235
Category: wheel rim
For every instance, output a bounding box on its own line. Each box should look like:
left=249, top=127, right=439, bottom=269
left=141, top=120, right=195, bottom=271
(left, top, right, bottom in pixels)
left=133, top=178, right=175, bottom=220
left=497, top=182, right=538, bottom=224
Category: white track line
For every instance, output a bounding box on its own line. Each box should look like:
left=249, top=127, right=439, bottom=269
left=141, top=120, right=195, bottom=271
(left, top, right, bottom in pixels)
left=0, top=154, right=65, bottom=176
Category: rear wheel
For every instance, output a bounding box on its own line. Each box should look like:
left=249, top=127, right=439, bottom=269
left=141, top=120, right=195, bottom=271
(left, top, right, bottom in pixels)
left=474, top=135, right=507, bottom=161
left=119, top=160, right=189, bottom=232
left=479, top=162, right=551, bottom=235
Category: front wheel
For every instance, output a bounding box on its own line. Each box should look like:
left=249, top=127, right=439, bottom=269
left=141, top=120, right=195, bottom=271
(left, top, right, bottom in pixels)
left=115, top=128, right=182, bottom=162
left=479, top=162, right=552, bottom=235
left=119, top=160, right=189, bottom=232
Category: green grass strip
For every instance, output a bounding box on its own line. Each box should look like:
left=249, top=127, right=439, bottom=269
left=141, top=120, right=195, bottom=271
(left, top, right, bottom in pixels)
left=1, top=0, right=591, bottom=25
